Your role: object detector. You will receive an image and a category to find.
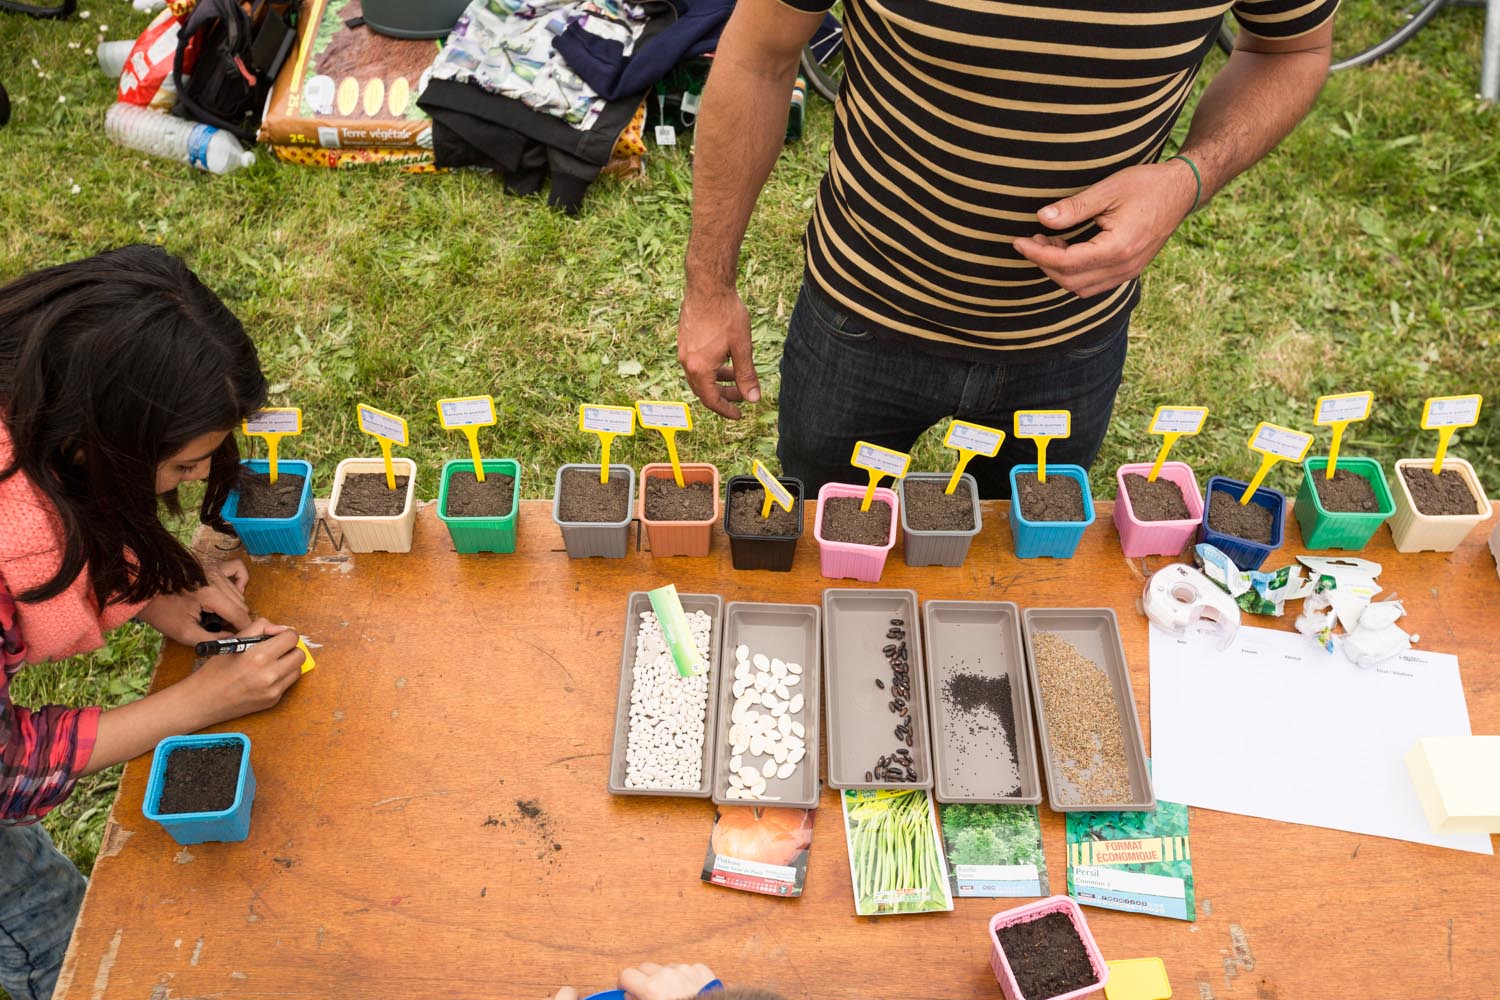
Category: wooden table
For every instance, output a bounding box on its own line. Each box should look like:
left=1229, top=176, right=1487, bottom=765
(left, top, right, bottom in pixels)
left=55, top=499, right=1500, bottom=1000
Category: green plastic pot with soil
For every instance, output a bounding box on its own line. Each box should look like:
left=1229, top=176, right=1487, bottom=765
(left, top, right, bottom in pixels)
left=639, top=462, right=720, bottom=557
left=552, top=463, right=635, bottom=559
left=1292, top=457, right=1395, bottom=551
left=723, top=475, right=804, bottom=571
left=223, top=458, right=317, bottom=556
left=1009, top=464, right=1095, bottom=559
left=1388, top=458, right=1491, bottom=552
left=437, top=458, right=521, bottom=554
left=328, top=456, right=419, bottom=553
left=899, top=472, right=981, bottom=567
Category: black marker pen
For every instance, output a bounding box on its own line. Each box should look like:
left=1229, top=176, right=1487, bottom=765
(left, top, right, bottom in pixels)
left=194, top=635, right=271, bottom=657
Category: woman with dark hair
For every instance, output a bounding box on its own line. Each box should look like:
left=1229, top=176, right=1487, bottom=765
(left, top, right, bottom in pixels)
left=0, top=245, right=308, bottom=1000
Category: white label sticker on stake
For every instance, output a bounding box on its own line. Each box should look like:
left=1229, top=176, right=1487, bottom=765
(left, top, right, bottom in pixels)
left=1015, top=411, right=1070, bottom=439
left=943, top=420, right=1004, bottom=457
left=580, top=405, right=636, bottom=436
left=357, top=404, right=409, bottom=446
left=852, top=441, right=911, bottom=478
left=753, top=461, right=794, bottom=511
left=1149, top=406, right=1209, bottom=436
left=1315, top=393, right=1373, bottom=425
left=437, top=396, right=497, bottom=428
left=244, top=408, right=302, bottom=435
left=1249, top=422, right=1313, bottom=461
left=654, top=124, right=677, bottom=146
left=637, top=401, right=691, bottom=431
left=1422, top=395, right=1482, bottom=428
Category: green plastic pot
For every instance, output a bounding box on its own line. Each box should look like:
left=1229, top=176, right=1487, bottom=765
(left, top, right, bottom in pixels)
left=437, top=458, right=521, bottom=554
left=1293, top=457, right=1395, bottom=551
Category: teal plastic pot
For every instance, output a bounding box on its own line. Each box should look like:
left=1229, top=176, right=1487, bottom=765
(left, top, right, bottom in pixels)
left=1009, top=464, right=1095, bottom=559
left=222, top=459, right=315, bottom=555
left=1293, top=457, right=1395, bottom=551
left=143, top=733, right=255, bottom=845
left=437, top=458, right=521, bottom=554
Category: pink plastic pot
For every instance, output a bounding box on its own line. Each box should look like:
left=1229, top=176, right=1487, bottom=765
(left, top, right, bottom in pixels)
left=989, top=896, right=1108, bottom=1000
left=813, top=481, right=899, bottom=582
left=1114, top=461, right=1205, bottom=559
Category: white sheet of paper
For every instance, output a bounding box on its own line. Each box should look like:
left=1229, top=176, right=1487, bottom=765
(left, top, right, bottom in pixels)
left=1150, top=624, right=1492, bottom=854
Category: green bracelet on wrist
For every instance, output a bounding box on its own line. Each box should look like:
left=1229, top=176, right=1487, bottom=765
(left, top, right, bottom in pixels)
left=1168, top=153, right=1202, bottom=214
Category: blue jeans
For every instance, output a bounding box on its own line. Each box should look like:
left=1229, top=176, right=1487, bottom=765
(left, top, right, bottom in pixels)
left=0, top=823, right=85, bottom=1000
left=777, top=280, right=1130, bottom=500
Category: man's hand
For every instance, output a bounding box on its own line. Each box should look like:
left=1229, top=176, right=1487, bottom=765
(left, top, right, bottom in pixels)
left=678, top=285, right=761, bottom=420
left=1013, top=159, right=1198, bottom=300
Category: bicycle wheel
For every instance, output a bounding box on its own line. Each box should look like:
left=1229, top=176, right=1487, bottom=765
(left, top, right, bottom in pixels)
left=1214, top=0, right=1450, bottom=71
left=800, top=2, right=845, bottom=103
left=0, top=0, right=76, bottom=16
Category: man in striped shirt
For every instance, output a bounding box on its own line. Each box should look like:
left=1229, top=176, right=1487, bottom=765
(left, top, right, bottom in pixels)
left=678, top=0, right=1337, bottom=496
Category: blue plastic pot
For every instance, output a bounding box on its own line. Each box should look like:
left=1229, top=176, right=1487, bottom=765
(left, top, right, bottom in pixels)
left=1009, top=464, right=1095, bottom=559
left=223, top=459, right=316, bottom=556
left=1200, top=476, right=1285, bottom=571
left=143, top=733, right=256, bottom=845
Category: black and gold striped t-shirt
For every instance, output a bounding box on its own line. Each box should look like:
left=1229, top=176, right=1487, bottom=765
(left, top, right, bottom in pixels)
left=779, top=0, right=1338, bottom=359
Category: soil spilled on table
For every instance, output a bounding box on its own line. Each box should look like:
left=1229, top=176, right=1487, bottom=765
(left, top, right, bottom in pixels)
left=335, top=473, right=409, bottom=517
left=445, top=471, right=515, bottom=518
left=904, top=478, right=976, bottom=531
left=1121, top=472, right=1189, bottom=522
left=1016, top=473, right=1086, bottom=522
left=820, top=497, right=892, bottom=546
left=236, top=470, right=305, bottom=519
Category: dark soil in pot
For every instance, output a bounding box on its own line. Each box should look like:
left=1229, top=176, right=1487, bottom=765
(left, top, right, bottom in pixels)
left=1401, top=466, right=1480, bottom=516
left=1311, top=468, right=1379, bottom=513
left=445, top=472, right=515, bottom=518
left=236, top=471, right=304, bottom=518
left=821, top=497, right=892, bottom=546
left=1016, top=473, right=1086, bottom=522
left=557, top=468, right=631, bottom=522
left=905, top=478, right=976, bottom=531
left=335, top=473, right=409, bottom=517
left=997, top=911, right=1096, bottom=1000
left=644, top=477, right=714, bottom=521
left=158, top=744, right=242, bottom=815
left=726, top=482, right=800, bottom=536
left=1121, top=472, right=1188, bottom=522
left=1207, top=490, right=1273, bottom=544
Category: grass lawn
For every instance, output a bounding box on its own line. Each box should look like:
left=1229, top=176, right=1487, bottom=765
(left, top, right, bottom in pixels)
left=2, top=0, right=1497, bottom=898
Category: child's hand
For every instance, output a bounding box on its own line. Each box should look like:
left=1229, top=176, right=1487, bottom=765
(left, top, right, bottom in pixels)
left=139, top=559, right=252, bottom=646
left=619, top=963, right=718, bottom=1000
left=187, top=620, right=305, bottom=723
left=549, top=989, right=579, bottom=1000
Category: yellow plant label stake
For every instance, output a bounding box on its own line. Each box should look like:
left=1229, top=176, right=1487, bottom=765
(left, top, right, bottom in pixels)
left=242, top=407, right=302, bottom=485
left=1240, top=421, right=1313, bottom=504
left=1146, top=405, right=1208, bottom=481
left=1313, top=391, right=1373, bottom=479
left=942, top=420, right=1004, bottom=495
left=753, top=460, right=794, bottom=519
left=636, top=400, right=693, bottom=487
left=1420, top=394, right=1482, bottom=474
left=579, top=404, right=636, bottom=484
left=850, top=441, right=910, bottom=512
left=437, top=395, right=497, bottom=482
left=356, top=404, right=409, bottom=490
left=1014, top=410, right=1071, bottom=483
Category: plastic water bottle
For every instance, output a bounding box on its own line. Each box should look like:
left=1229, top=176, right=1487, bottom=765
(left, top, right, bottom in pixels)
left=105, top=103, right=256, bottom=175
left=97, top=40, right=134, bottom=78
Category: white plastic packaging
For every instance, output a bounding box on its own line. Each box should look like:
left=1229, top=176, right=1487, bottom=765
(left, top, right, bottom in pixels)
left=104, top=103, right=255, bottom=175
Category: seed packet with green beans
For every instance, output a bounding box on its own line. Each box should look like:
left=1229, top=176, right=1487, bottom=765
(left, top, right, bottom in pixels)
left=1065, top=797, right=1195, bottom=921
left=939, top=803, right=1048, bottom=898
left=841, top=789, right=954, bottom=916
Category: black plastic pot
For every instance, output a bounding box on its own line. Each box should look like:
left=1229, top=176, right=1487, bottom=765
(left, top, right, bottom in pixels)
left=723, top=475, right=804, bottom=572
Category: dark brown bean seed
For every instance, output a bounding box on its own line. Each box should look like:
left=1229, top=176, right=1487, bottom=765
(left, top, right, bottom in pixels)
left=899, top=707, right=909, bottom=717
left=905, top=734, right=914, bottom=746
left=882, top=644, right=897, bottom=655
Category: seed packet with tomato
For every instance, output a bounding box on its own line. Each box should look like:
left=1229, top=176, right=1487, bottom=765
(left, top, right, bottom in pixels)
left=701, top=805, right=814, bottom=897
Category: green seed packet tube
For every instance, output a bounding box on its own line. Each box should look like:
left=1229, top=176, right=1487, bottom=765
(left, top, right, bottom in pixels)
left=648, top=583, right=706, bottom=677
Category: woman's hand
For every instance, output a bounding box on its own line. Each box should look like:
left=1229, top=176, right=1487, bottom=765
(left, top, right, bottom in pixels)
left=184, top=619, right=305, bottom=724
left=137, top=558, right=252, bottom=645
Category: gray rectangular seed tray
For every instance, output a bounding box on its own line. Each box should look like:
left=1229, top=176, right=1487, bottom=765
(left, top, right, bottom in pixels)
left=607, top=591, right=724, bottom=798
left=1020, top=607, right=1155, bottom=812
left=822, top=588, right=933, bottom=789
left=922, top=600, right=1043, bottom=804
left=711, top=602, right=822, bottom=809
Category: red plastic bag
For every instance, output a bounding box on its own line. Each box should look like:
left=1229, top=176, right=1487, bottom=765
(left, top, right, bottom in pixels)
left=118, top=9, right=199, bottom=107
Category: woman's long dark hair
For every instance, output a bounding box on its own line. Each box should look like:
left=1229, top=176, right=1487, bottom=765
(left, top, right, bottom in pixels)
left=0, top=245, right=267, bottom=608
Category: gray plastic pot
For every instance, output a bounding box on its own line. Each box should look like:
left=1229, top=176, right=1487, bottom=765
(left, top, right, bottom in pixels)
left=552, top=463, right=635, bottom=559
left=898, top=472, right=982, bottom=567
left=361, top=0, right=469, bottom=39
